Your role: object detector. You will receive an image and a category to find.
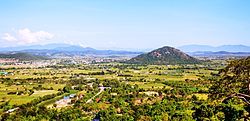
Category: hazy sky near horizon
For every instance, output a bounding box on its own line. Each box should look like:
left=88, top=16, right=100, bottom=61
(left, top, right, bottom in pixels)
left=0, top=0, right=249, bottom=50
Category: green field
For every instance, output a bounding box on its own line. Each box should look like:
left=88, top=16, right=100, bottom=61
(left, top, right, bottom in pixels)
left=1, top=59, right=240, bottom=120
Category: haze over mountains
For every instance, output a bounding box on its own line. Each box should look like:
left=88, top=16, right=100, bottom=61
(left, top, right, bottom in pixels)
left=1, top=43, right=250, bottom=52
left=0, top=43, right=250, bottom=58
left=178, top=45, right=250, bottom=52
left=0, top=43, right=142, bottom=57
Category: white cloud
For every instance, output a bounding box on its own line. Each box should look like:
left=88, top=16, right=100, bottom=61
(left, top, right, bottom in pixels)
left=2, top=33, right=17, bottom=42
left=2, top=28, right=54, bottom=44
left=63, top=40, right=74, bottom=45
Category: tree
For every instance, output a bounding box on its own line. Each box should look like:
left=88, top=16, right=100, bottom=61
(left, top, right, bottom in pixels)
left=221, top=103, right=244, bottom=121
left=210, top=57, right=250, bottom=104
left=192, top=104, right=215, bottom=121
left=63, top=85, right=71, bottom=93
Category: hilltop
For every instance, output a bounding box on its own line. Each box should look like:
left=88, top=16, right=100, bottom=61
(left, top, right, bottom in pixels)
left=127, top=46, right=201, bottom=65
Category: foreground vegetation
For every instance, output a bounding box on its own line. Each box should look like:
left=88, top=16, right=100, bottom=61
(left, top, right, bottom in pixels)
left=0, top=57, right=249, bottom=120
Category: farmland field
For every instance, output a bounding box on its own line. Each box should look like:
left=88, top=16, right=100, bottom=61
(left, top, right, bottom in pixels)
left=0, top=58, right=249, bottom=121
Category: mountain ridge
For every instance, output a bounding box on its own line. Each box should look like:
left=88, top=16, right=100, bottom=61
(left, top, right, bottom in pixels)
left=127, top=46, right=201, bottom=65
left=0, top=53, right=48, bottom=61
left=178, top=44, right=250, bottom=52
left=1, top=44, right=250, bottom=58
left=0, top=43, right=142, bottom=57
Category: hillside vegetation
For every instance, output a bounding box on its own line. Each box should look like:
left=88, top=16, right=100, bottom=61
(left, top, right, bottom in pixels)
left=127, top=46, right=201, bottom=65
left=0, top=53, right=48, bottom=61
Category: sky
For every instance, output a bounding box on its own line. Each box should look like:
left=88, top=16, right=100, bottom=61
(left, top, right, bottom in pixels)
left=0, top=0, right=250, bottom=50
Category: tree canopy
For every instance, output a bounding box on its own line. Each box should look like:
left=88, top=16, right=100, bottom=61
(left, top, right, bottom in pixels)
left=210, top=56, right=250, bottom=104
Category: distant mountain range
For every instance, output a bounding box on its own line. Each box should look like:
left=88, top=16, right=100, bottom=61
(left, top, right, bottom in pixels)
left=178, top=45, right=250, bottom=52
left=0, top=44, right=142, bottom=57
left=0, top=44, right=250, bottom=58
left=187, top=51, right=250, bottom=57
left=127, top=46, right=201, bottom=65
left=0, top=43, right=71, bottom=51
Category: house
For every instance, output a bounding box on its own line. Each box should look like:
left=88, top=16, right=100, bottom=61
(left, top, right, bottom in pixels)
left=69, top=94, right=76, bottom=98
left=96, top=98, right=101, bottom=102
left=78, top=93, right=84, bottom=99
left=55, top=97, right=71, bottom=108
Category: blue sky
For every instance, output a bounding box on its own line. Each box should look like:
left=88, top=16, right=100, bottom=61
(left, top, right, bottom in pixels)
left=0, top=0, right=249, bottom=50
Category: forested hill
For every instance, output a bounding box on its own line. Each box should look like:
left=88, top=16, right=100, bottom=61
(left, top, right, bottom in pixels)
left=0, top=53, right=48, bottom=61
left=127, top=46, right=201, bottom=65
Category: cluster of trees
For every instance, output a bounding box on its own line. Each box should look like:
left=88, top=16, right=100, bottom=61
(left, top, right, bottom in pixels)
left=1, top=106, right=91, bottom=121
left=1, top=91, right=65, bottom=119
left=7, top=89, right=34, bottom=96
left=192, top=57, right=250, bottom=121
left=33, top=85, right=53, bottom=90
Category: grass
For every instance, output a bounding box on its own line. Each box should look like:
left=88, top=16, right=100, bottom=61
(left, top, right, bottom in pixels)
left=41, top=83, right=66, bottom=90
left=193, top=93, right=208, bottom=100
left=38, top=93, right=69, bottom=107
left=31, top=90, right=58, bottom=97
left=0, top=90, right=59, bottom=105
left=77, top=90, right=86, bottom=95
left=128, top=82, right=172, bottom=89
left=0, top=82, right=65, bottom=106
left=0, top=62, right=218, bottom=108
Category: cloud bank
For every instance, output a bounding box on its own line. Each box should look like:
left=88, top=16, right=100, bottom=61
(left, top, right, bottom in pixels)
left=2, top=28, right=54, bottom=44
